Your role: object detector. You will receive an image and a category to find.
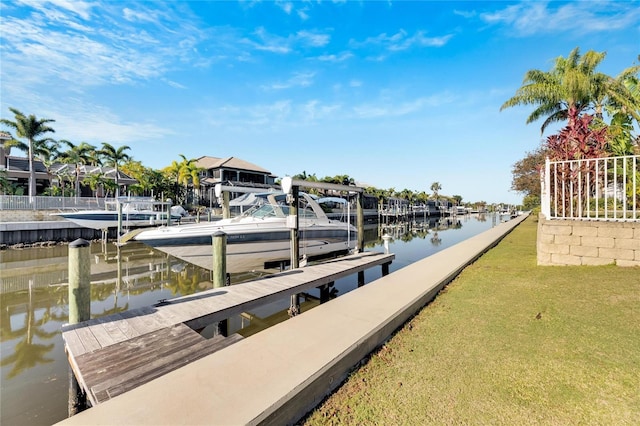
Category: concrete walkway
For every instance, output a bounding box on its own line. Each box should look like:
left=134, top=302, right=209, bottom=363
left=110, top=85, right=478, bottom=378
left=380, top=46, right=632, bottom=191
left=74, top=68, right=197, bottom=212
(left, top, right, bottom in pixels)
left=57, top=213, right=529, bottom=426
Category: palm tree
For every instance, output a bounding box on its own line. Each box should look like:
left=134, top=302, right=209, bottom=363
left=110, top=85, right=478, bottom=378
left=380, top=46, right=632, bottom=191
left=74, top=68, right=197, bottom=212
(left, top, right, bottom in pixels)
left=163, top=154, right=203, bottom=204
left=83, top=170, right=107, bottom=201
left=607, top=58, right=640, bottom=126
left=398, top=188, right=415, bottom=205
left=121, top=160, right=154, bottom=196
left=163, top=156, right=184, bottom=201
left=0, top=108, right=55, bottom=201
left=430, top=182, right=442, bottom=200
left=177, top=155, right=203, bottom=204
left=33, top=139, right=60, bottom=193
left=292, top=171, right=320, bottom=195
left=603, top=60, right=640, bottom=155
left=57, top=140, right=95, bottom=199
left=501, top=47, right=638, bottom=134
left=99, top=142, right=131, bottom=198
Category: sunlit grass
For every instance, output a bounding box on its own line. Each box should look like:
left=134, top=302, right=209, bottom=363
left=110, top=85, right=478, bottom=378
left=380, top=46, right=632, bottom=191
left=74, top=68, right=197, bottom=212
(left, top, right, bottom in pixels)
left=303, top=215, right=640, bottom=425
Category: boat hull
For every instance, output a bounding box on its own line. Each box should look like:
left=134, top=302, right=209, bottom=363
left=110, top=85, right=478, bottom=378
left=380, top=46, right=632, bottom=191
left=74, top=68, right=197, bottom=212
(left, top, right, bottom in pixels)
left=52, top=211, right=179, bottom=230
left=135, top=220, right=356, bottom=273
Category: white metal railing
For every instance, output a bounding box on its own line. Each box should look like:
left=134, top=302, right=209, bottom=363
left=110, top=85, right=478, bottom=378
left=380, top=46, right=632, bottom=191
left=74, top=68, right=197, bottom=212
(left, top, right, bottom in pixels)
left=0, top=195, right=113, bottom=210
left=541, top=155, right=639, bottom=221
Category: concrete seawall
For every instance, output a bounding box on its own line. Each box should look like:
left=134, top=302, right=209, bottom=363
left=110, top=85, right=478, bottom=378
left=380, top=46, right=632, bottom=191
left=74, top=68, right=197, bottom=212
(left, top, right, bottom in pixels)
left=57, top=213, right=529, bottom=426
left=0, top=221, right=107, bottom=246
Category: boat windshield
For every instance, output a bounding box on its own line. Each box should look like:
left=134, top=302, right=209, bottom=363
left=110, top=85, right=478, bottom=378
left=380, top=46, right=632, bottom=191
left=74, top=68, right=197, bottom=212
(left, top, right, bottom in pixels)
left=248, top=204, right=287, bottom=218
left=238, top=198, right=320, bottom=220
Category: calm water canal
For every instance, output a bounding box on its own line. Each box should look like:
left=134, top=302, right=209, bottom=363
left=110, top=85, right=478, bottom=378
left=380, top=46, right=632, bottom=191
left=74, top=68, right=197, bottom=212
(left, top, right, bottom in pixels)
left=1, top=213, right=509, bottom=425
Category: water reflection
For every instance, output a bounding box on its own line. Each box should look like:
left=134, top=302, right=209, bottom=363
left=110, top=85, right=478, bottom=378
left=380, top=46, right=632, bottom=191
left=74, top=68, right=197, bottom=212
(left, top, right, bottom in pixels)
left=1, top=284, right=60, bottom=379
left=0, top=213, right=506, bottom=425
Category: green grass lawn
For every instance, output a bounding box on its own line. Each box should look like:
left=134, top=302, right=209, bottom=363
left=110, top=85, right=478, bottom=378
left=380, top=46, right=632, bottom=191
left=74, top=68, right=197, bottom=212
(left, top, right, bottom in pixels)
left=303, top=215, right=640, bottom=425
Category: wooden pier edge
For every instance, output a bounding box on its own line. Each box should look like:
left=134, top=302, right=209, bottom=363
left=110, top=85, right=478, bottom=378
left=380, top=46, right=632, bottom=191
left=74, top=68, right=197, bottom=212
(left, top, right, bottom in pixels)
left=61, top=251, right=395, bottom=408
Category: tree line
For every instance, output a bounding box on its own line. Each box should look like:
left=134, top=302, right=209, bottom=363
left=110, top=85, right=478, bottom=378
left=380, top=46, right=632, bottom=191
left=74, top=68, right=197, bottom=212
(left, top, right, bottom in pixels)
left=1, top=109, right=486, bottom=209
left=291, top=171, right=480, bottom=210
left=0, top=108, right=204, bottom=204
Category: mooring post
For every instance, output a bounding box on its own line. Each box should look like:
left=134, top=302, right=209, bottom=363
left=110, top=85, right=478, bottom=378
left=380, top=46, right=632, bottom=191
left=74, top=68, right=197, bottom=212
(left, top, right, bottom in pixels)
left=212, top=231, right=228, bottom=336
left=357, top=270, right=365, bottom=287
left=382, top=262, right=390, bottom=276
left=69, top=239, right=91, bottom=324
left=319, top=282, right=333, bottom=304
left=68, top=238, right=90, bottom=416
left=117, top=201, right=123, bottom=245
left=356, top=192, right=364, bottom=253
left=288, top=184, right=300, bottom=317
left=166, top=199, right=172, bottom=226
left=212, top=231, right=227, bottom=288
left=222, top=191, right=230, bottom=219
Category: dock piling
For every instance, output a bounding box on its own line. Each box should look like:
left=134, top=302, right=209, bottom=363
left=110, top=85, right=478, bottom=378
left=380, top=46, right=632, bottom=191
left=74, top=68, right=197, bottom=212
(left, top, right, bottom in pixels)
left=166, top=199, right=172, bottom=226
left=288, top=184, right=301, bottom=317
left=212, top=231, right=229, bottom=336
left=382, top=234, right=392, bottom=254
left=357, top=192, right=364, bottom=253
left=68, top=238, right=90, bottom=416
left=212, top=231, right=227, bottom=288
left=68, top=238, right=91, bottom=324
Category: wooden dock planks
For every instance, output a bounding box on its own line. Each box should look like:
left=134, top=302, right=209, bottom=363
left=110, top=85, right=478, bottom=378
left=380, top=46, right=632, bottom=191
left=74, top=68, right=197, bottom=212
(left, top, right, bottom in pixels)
left=62, top=250, right=394, bottom=405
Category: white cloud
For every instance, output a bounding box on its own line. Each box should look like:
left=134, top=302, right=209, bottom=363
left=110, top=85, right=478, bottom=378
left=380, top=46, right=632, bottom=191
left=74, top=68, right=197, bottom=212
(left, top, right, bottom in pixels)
left=317, top=52, right=353, bottom=62
left=297, top=30, right=330, bottom=47
left=387, top=31, right=453, bottom=51
left=1, top=2, right=208, bottom=93
left=353, top=93, right=457, bottom=119
left=122, top=7, right=157, bottom=23
left=297, top=8, right=310, bottom=21
left=17, top=0, right=95, bottom=20
left=31, top=98, right=171, bottom=148
left=250, top=27, right=292, bottom=54
left=263, top=72, right=316, bottom=90
left=165, top=79, right=187, bottom=89
left=480, top=1, right=640, bottom=36
left=350, top=29, right=453, bottom=54
left=275, top=1, right=293, bottom=15
left=453, top=9, right=476, bottom=19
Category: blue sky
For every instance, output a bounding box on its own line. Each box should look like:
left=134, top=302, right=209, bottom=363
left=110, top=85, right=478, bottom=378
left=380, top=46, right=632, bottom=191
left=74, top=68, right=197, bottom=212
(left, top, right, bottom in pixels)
left=1, top=1, right=638, bottom=205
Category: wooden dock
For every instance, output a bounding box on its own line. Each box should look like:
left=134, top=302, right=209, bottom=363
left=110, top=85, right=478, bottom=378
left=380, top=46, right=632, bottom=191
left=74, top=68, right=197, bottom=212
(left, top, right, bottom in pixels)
left=62, top=250, right=394, bottom=406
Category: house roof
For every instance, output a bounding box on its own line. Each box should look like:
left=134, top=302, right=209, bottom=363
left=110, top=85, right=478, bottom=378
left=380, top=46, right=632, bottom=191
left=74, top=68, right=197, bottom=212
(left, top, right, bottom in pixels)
left=4, top=156, right=137, bottom=184
left=6, top=156, right=48, bottom=173
left=195, top=156, right=271, bottom=174
left=50, top=163, right=137, bottom=184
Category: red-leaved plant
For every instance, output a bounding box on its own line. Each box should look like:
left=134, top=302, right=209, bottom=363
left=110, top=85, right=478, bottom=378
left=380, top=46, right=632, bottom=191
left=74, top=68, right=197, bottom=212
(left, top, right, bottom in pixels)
left=545, top=108, right=608, bottom=161
left=544, top=107, right=610, bottom=217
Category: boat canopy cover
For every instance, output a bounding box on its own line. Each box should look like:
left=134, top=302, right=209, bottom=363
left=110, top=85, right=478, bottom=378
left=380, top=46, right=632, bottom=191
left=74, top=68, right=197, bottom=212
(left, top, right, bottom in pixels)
left=318, top=197, right=348, bottom=205
left=229, top=192, right=278, bottom=207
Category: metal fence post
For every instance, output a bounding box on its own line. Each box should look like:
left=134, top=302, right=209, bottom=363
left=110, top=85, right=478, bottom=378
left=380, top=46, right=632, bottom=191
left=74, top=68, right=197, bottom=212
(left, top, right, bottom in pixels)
left=541, top=157, right=551, bottom=218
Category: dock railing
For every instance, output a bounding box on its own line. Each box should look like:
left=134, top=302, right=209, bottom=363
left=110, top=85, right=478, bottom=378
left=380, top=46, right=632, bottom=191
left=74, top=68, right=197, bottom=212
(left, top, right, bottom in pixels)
left=541, top=155, right=639, bottom=221
left=0, top=195, right=113, bottom=210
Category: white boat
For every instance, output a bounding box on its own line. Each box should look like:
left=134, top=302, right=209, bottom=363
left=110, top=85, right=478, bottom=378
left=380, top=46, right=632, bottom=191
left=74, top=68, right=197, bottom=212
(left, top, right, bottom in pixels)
left=52, top=197, right=184, bottom=230
left=453, top=206, right=469, bottom=215
left=133, top=192, right=357, bottom=273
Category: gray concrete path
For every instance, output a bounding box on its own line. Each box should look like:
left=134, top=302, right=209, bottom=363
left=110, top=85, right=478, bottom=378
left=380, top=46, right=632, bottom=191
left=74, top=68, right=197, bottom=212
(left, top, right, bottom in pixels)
left=56, top=214, right=528, bottom=426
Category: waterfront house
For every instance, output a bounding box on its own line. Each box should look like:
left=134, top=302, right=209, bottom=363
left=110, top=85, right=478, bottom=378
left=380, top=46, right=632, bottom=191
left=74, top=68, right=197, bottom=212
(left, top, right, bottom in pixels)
left=194, top=156, right=277, bottom=206
left=0, top=136, right=136, bottom=197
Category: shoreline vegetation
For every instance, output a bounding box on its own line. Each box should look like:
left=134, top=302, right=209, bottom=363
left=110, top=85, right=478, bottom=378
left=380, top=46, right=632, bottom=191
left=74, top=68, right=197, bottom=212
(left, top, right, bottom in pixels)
left=302, top=215, right=640, bottom=425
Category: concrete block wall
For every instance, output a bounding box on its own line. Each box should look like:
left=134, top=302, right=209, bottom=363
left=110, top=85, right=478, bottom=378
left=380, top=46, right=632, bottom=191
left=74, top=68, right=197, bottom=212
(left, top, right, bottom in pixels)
left=537, top=214, right=640, bottom=266
left=0, top=209, right=65, bottom=222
